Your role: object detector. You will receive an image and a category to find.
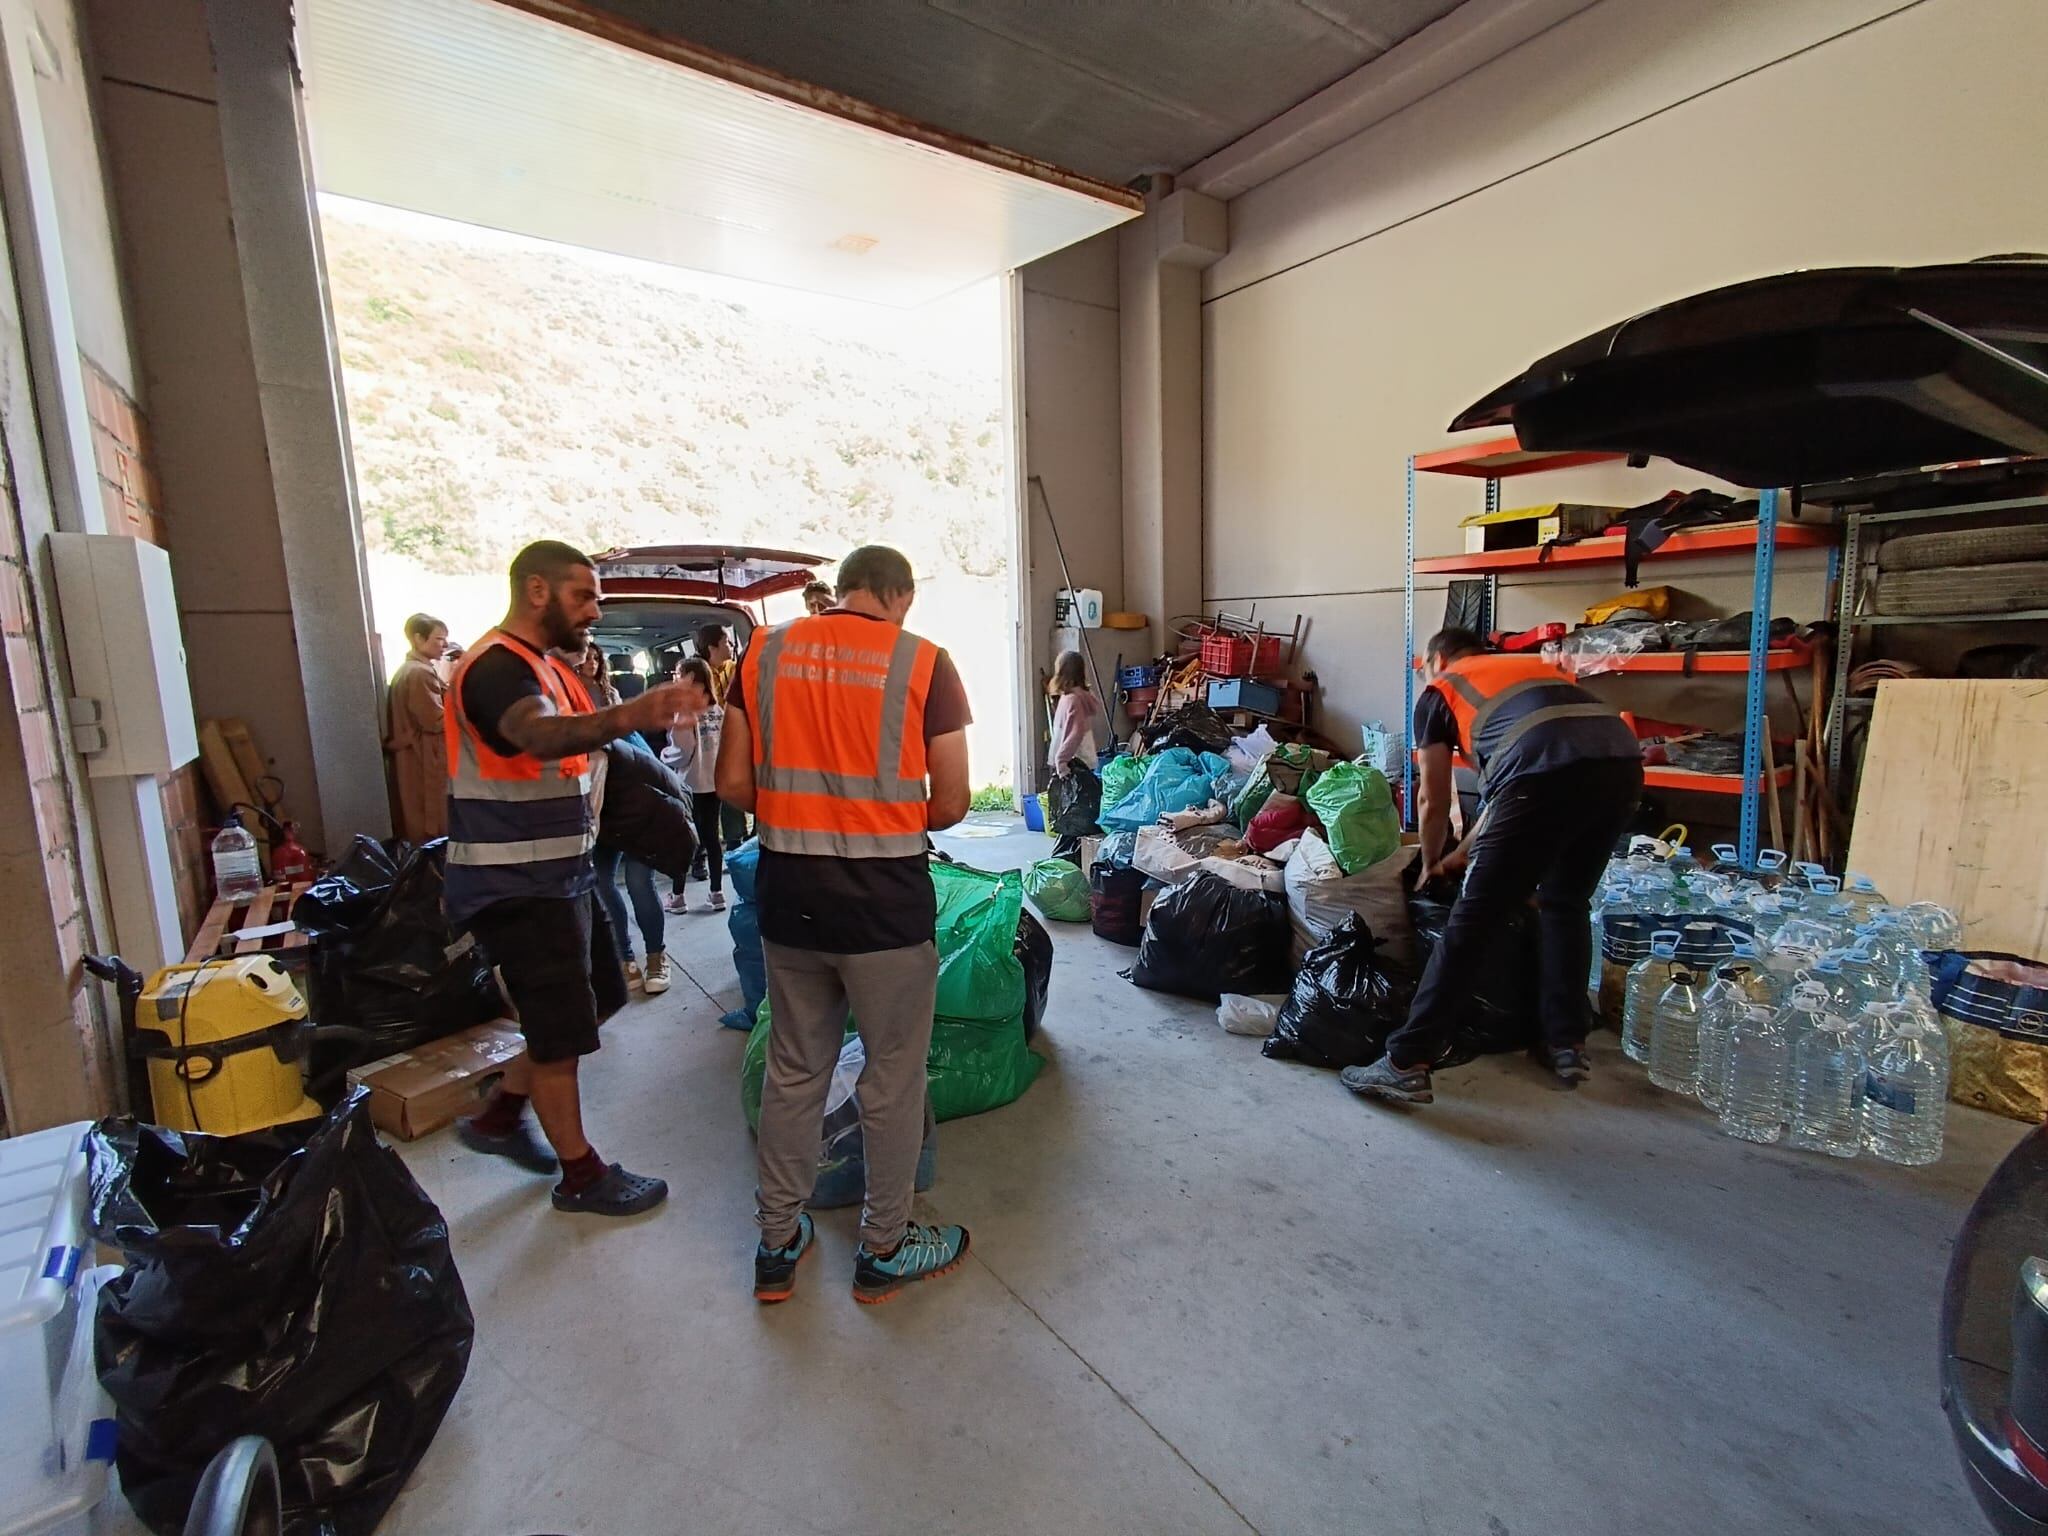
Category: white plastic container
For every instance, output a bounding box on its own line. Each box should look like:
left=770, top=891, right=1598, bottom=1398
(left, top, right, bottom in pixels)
left=0, top=1121, right=114, bottom=1536
left=1055, top=588, right=1104, bottom=629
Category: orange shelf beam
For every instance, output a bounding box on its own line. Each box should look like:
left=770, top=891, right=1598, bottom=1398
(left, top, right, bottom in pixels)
left=1566, top=646, right=1810, bottom=676
left=1412, top=436, right=1629, bottom=479
left=1643, top=764, right=1796, bottom=795
left=1412, top=521, right=1835, bottom=575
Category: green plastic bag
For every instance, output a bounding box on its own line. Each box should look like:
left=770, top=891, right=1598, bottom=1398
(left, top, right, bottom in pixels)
left=740, top=996, right=1042, bottom=1126
left=1022, top=858, right=1090, bottom=922
left=1303, top=760, right=1401, bottom=875
left=1234, top=743, right=1323, bottom=826
left=933, top=860, right=1026, bottom=1022
left=741, top=860, right=1043, bottom=1126
left=1098, top=753, right=1147, bottom=815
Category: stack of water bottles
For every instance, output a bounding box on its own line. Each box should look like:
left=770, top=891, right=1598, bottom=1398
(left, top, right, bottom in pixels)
left=1590, top=840, right=1959, bottom=1166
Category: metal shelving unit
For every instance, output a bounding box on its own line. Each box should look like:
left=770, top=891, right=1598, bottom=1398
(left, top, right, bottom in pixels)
left=1405, top=443, right=1818, bottom=865
left=1822, top=486, right=2048, bottom=791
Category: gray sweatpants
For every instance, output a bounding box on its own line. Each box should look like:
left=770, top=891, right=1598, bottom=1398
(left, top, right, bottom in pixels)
left=755, top=938, right=939, bottom=1252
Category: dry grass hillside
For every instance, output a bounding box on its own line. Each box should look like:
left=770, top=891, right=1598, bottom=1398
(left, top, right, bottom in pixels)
left=321, top=205, right=1008, bottom=581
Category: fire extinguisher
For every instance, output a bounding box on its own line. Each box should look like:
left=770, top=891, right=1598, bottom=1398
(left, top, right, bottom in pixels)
left=269, top=821, right=315, bottom=885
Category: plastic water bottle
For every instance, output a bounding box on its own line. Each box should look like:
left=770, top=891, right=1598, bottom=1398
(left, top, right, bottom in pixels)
left=1624, top=931, right=1682, bottom=1063
left=211, top=811, right=263, bottom=902
left=1788, top=1000, right=1864, bottom=1157
left=1697, top=939, right=1772, bottom=1112
left=1720, top=1001, right=1791, bottom=1144
left=1587, top=881, right=1613, bottom=999
left=1647, top=955, right=1705, bottom=1096
left=1842, top=872, right=1886, bottom=926
left=1860, top=1003, right=1950, bottom=1166
left=1900, top=902, right=1961, bottom=953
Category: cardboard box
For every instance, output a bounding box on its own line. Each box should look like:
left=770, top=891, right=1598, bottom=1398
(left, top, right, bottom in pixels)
left=1460, top=502, right=1622, bottom=554
left=347, top=1021, right=525, bottom=1141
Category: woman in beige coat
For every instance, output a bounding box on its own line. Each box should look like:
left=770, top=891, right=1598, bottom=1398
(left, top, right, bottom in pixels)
left=386, top=612, right=451, bottom=844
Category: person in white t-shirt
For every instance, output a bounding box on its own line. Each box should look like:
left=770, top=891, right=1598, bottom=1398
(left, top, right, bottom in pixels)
left=662, top=656, right=730, bottom=913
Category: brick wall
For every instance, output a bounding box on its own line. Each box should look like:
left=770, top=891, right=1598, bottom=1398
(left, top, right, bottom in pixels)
left=0, top=390, right=108, bottom=1124
left=82, top=359, right=207, bottom=945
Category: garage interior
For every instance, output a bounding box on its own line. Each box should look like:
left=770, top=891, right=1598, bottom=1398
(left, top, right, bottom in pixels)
left=4, top=0, right=2048, bottom=1533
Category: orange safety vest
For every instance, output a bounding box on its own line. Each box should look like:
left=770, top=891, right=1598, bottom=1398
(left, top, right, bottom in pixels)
left=741, top=613, right=939, bottom=858
left=1426, top=653, right=1629, bottom=789
left=442, top=630, right=598, bottom=916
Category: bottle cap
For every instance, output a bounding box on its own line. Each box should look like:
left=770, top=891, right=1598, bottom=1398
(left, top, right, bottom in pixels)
left=1757, top=849, right=1788, bottom=871
left=1791, top=981, right=1830, bottom=1008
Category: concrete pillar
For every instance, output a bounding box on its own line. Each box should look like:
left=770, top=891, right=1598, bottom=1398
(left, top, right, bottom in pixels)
left=206, top=0, right=389, bottom=846
left=1119, top=186, right=1225, bottom=660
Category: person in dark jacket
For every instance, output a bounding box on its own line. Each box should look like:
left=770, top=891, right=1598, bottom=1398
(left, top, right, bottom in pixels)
left=596, top=735, right=697, bottom=994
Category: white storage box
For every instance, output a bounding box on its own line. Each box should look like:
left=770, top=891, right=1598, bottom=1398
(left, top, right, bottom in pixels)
left=0, top=1122, right=115, bottom=1536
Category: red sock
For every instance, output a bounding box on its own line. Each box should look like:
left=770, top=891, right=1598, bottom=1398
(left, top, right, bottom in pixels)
left=558, top=1147, right=604, bottom=1193
left=470, top=1090, right=528, bottom=1136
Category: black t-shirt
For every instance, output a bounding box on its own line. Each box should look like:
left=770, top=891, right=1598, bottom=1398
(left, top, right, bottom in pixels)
left=460, top=632, right=551, bottom=756
left=1411, top=688, right=1458, bottom=754
left=729, top=611, right=972, bottom=954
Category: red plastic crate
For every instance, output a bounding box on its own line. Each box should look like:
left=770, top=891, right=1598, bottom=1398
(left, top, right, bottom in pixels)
left=1250, top=634, right=1283, bottom=674
left=1201, top=633, right=1253, bottom=676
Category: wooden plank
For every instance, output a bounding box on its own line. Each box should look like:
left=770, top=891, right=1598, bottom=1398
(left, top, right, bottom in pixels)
left=196, top=719, right=271, bottom=874
left=219, top=718, right=268, bottom=803
left=233, top=887, right=277, bottom=951
left=186, top=897, right=234, bottom=965
left=1848, top=680, right=2048, bottom=955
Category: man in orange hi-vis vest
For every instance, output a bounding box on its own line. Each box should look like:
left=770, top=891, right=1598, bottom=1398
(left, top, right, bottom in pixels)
left=717, top=545, right=975, bottom=1305
left=446, top=540, right=700, bottom=1218
left=1344, top=626, right=1643, bottom=1107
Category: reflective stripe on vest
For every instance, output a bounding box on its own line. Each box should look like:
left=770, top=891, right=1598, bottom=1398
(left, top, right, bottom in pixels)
left=444, top=631, right=597, bottom=874
left=1430, top=655, right=1622, bottom=790
left=745, top=614, right=937, bottom=858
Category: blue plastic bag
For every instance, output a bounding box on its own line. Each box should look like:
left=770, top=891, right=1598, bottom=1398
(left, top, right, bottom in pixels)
left=724, top=839, right=765, bottom=1029
left=1099, top=748, right=1231, bottom=833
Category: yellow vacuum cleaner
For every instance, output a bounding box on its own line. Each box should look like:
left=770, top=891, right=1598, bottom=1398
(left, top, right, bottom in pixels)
left=88, top=953, right=324, bottom=1135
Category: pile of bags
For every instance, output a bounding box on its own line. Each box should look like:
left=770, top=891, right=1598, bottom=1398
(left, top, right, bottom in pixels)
left=1095, top=728, right=1545, bottom=1075
left=1089, top=728, right=1406, bottom=1003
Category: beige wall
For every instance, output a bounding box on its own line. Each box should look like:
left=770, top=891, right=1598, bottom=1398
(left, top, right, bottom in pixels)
left=1019, top=229, right=1121, bottom=785
left=1204, top=0, right=2048, bottom=751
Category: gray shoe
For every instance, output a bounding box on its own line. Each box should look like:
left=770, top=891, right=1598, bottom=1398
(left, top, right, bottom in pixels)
left=1341, top=1056, right=1434, bottom=1104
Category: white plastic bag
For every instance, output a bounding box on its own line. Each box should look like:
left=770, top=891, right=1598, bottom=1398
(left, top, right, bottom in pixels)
left=1226, top=725, right=1279, bottom=778
left=1133, top=825, right=1202, bottom=884
left=1216, top=993, right=1284, bottom=1036
left=1199, top=854, right=1285, bottom=894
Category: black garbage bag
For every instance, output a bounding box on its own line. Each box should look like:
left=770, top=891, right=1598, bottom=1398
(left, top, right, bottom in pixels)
left=1016, top=910, right=1053, bottom=1042
left=1140, top=701, right=1235, bottom=757
left=1047, top=763, right=1103, bottom=838
left=1405, top=854, right=1542, bottom=1064
left=304, top=839, right=499, bottom=1060
left=291, top=836, right=401, bottom=936
left=1089, top=862, right=1146, bottom=946
left=88, top=1090, right=473, bottom=1536
left=1095, top=830, right=1138, bottom=869
left=1131, top=871, right=1291, bottom=1001
left=1262, top=914, right=1405, bottom=1069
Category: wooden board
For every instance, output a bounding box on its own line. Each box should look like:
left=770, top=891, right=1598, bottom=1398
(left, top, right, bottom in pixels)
left=196, top=719, right=271, bottom=873
left=183, top=881, right=314, bottom=965
left=1848, top=680, right=2048, bottom=956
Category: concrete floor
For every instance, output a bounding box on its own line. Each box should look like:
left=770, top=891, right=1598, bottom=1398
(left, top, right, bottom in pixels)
left=314, top=819, right=2019, bottom=1533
